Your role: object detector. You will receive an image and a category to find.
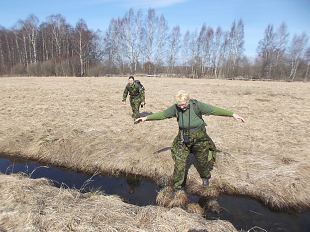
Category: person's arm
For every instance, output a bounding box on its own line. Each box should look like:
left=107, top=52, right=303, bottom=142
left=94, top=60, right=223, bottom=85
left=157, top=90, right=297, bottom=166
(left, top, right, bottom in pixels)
left=135, top=105, right=176, bottom=123
left=140, top=89, right=145, bottom=104
left=122, top=85, right=129, bottom=102
left=198, top=101, right=245, bottom=122
left=198, top=101, right=233, bottom=116
left=147, top=104, right=176, bottom=120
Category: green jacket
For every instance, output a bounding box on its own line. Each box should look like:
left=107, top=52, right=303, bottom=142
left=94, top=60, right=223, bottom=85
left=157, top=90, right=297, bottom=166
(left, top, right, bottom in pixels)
left=123, top=81, right=145, bottom=102
left=146, top=99, right=233, bottom=129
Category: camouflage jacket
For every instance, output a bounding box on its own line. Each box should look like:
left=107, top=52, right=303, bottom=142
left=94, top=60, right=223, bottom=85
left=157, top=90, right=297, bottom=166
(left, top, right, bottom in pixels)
left=123, top=80, right=145, bottom=101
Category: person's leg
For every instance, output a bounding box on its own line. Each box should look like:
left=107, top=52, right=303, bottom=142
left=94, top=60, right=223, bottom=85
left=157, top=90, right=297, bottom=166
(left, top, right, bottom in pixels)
left=192, top=138, right=211, bottom=181
left=130, top=97, right=141, bottom=119
left=205, top=133, right=217, bottom=169
left=191, top=131, right=217, bottom=186
left=171, top=135, right=190, bottom=191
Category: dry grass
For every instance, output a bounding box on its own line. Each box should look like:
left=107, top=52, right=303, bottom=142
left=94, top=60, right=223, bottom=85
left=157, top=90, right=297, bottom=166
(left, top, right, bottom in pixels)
left=186, top=203, right=204, bottom=215
left=0, top=77, right=309, bottom=210
left=0, top=173, right=237, bottom=232
left=156, top=186, right=175, bottom=207
left=168, top=190, right=188, bottom=209
left=156, top=187, right=204, bottom=215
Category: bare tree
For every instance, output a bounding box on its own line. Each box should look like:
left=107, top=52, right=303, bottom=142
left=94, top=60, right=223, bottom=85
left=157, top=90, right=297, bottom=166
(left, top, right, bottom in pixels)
left=1, top=10, right=310, bottom=80
left=73, top=19, right=95, bottom=76
left=188, top=30, right=200, bottom=78
left=145, top=9, right=157, bottom=66
left=211, top=27, right=224, bottom=78
left=13, top=29, right=22, bottom=64
left=182, top=30, right=191, bottom=76
left=0, top=27, right=5, bottom=73
left=167, top=26, right=181, bottom=74
left=288, top=33, right=309, bottom=81
left=197, top=24, right=214, bottom=77
left=153, top=14, right=168, bottom=74
left=47, top=15, right=67, bottom=58
left=24, top=15, right=39, bottom=63
left=274, top=22, right=289, bottom=79
left=257, top=24, right=277, bottom=78
left=122, top=9, right=144, bottom=73
left=103, top=19, right=124, bottom=73
left=225, top=20, right=244, bottom=77
left=304, top=47, right=310, bottom=81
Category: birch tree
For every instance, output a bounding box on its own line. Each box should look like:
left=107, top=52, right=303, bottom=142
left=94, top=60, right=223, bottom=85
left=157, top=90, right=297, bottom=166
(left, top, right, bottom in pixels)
left=197, top=24, right=214, bottom=76
left=122, top=9, right=144, bottom=73
left=257, top=24, right=277, bottom=78
left=167, top=26, right=181, bottom=74
left=145, top=9, right=157, bottom=66
left=153, top=14, right=168, bottom=74
left=211, top=27, right=224, bottom=78
left=288, top=33, right=308, bottom=81
left=182, top=30, right=191, bottom=76
left=274, top=22, right=289, bottom=79
left=74, top=19, right=94, bottom=76
left=226, top=20, right=244, bottom=77
left=304, top=47, right=310, bottom=81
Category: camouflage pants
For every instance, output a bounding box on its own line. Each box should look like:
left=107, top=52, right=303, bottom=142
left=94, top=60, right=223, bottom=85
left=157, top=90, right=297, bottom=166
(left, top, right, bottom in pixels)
left=129, top=96, right=143, bottom=119
left=171, top=126, right=216, bottom=190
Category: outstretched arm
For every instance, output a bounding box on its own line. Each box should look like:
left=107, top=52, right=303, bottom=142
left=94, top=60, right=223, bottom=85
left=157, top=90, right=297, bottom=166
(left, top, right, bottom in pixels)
left=135, top=111, right=167, bottom=124
left=198, top=101, right=245, bottom=122
left=135, top=104, right=176, bottom=124
left=198, top=101, right=233, bottom=116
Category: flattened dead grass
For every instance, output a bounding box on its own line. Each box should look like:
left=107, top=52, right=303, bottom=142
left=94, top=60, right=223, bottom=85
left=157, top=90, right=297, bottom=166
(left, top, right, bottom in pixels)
left=0, top=77, right=309, bottom=210
left=0, top=174, right=236, bottom=232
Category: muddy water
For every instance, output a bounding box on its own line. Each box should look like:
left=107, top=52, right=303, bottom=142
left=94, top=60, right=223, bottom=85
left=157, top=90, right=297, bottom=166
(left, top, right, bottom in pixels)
left=0, top=154, right=309, bottom=232
left=0, top=154, right=159, bottom=206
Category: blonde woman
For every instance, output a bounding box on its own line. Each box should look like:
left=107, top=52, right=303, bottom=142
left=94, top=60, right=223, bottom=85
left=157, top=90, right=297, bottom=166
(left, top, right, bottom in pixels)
left=135, top=90, right=245, bottom=193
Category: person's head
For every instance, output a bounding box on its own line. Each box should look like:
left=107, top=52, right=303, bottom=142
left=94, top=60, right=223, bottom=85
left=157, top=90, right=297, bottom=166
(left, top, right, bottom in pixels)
left=128, top=76, right=135, bottom=84
left=175, top=90, right=190, bottom=110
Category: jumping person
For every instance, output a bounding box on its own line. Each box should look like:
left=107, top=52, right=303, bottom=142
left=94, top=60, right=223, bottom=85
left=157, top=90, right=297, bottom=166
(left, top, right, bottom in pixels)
left=135, top=90, right=245, bottom=192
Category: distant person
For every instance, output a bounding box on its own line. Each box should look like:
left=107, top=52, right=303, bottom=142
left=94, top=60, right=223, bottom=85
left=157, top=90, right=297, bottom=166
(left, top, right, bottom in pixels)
left=122, top=76, right=145, bottom=119
left=135, top=90, right=245, bottom=193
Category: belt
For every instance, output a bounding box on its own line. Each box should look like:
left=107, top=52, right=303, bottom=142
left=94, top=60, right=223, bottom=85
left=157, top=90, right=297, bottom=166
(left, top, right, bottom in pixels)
left=179, top=125, right=205, bottom=133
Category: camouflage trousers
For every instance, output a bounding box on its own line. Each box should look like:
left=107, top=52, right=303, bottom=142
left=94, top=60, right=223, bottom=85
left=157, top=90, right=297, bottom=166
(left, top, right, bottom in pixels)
left=129, top=95, right=143, bottom=119
left=171, top=126, right=216, bottom=190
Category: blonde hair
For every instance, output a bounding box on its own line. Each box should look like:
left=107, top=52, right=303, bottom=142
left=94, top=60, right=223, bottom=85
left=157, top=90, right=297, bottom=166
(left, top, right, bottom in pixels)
left=175, top=90, right=190, bottom=104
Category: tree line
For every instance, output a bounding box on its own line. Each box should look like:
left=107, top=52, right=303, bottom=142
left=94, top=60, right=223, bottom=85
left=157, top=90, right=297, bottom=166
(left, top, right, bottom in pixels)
left=0, top=9, right=309, bottom=81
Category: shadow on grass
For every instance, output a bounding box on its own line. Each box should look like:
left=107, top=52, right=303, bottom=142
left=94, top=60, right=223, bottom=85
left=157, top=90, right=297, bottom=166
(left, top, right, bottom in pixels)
left=153, top=147, right=171, bottom=154
left=139, top=111, right=153, bottom=117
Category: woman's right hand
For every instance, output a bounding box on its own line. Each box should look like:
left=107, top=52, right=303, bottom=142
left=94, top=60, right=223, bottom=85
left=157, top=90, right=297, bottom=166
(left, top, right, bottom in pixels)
left=134, top=117, right=147, bottom=124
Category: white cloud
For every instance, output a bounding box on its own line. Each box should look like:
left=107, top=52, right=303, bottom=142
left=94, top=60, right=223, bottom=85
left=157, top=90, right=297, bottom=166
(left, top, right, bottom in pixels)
left=85, top=0, right=186, bottom=8
left=123, top=0, right=186, bottom=8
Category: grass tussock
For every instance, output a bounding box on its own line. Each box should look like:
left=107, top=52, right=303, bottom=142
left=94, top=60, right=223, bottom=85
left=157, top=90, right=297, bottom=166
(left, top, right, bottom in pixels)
left=0, top=77, right=309, bottom=210
left=156, top=187, right=188, bottom=209
left=156, top=187, right=204, bottom=216
left=168, top=190, right=188, bottom=208
left=186, top=203, right=204, bottom=215
left=0, top=174, right=237, bottom=232
left=156, top=186, right=175, bottom=207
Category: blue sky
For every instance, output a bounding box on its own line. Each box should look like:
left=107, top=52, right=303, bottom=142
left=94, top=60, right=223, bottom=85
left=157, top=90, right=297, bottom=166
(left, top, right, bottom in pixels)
left=0, top=0, right=309, bottom=57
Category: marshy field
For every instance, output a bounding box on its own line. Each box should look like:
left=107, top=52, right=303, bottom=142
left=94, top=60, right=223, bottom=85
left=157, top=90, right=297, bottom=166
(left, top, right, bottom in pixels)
left=0, top=76, right=309, bottom=231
